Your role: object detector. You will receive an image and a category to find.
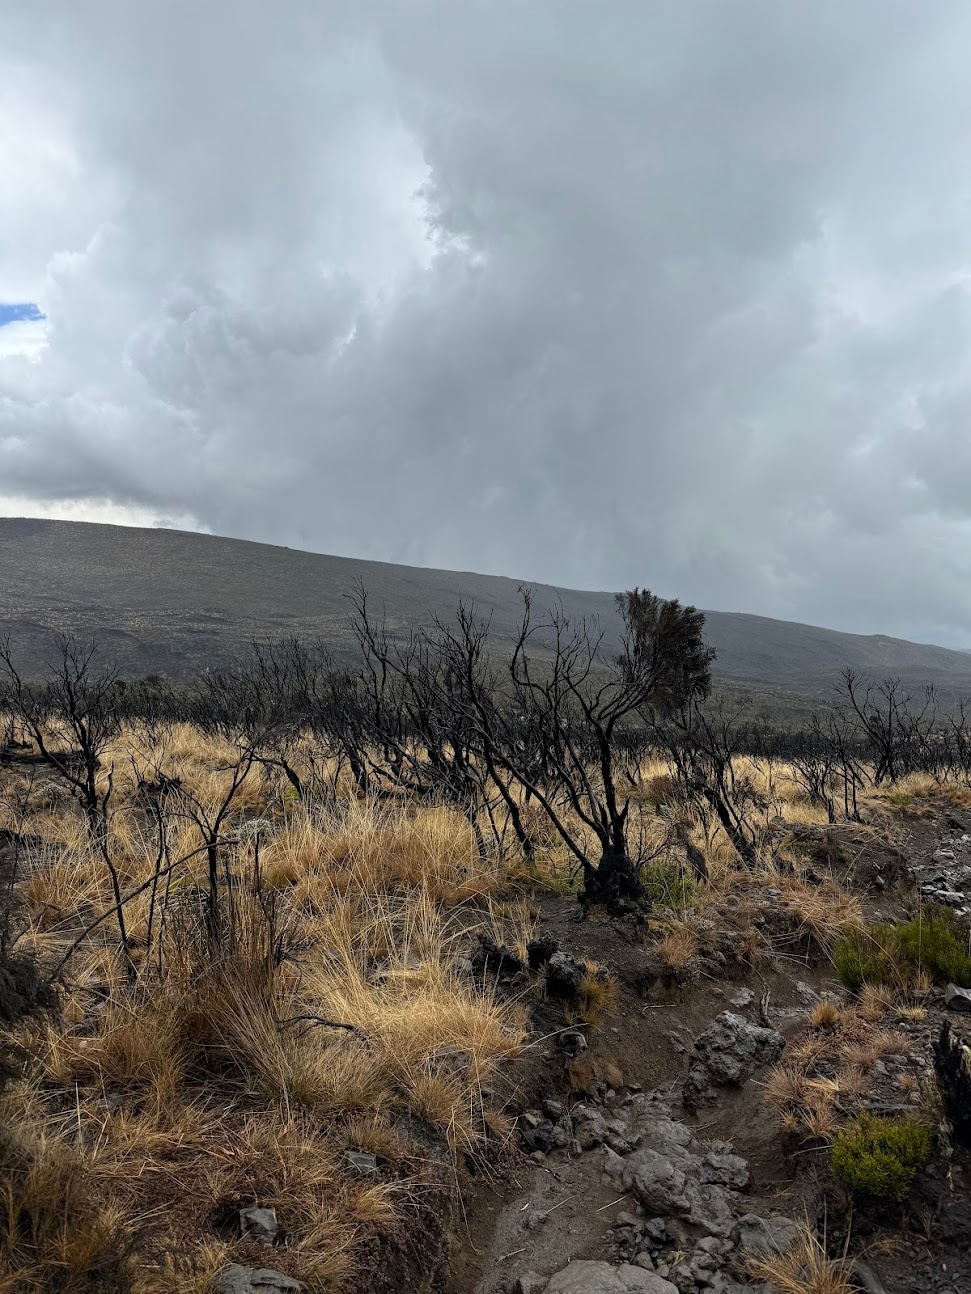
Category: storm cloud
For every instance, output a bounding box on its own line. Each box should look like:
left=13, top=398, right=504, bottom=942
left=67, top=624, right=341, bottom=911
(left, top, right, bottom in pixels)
left=3, top=2, right=971, bottom=642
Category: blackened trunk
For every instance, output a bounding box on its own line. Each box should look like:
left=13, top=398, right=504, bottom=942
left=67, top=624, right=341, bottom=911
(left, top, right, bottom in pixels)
left=579, top=848, right=646, bottom=915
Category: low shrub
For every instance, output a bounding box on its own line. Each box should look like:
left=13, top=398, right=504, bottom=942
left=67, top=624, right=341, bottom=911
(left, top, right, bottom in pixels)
left=831, top=1113, right=932, bottom=1202
left=833, top=908, right=971, bottom=993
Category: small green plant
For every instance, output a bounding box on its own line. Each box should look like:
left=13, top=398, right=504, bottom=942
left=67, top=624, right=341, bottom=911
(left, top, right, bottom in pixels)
left=831, top=1113, right=932, bottom=1202
left=641, top=861, right=695, bottom=909
left=833, top=926, right=894, bottom=993
left=833, top=908, right=971, bottom=993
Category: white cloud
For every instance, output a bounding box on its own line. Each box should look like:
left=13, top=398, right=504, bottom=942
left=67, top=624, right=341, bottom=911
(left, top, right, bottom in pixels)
left=2, top=2, right=971, bottom=642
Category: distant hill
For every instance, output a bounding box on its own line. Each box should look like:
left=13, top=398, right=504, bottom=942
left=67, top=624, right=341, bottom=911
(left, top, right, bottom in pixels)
left=3, top=517, right=971, bottom=710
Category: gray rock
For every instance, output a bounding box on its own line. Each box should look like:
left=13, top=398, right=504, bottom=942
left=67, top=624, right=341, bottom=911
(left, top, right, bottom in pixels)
left=945, top=982, right=971, bottom=1012
left=547, top=951, right=586, bottom=998
left=517, top=1275, right=549, bottom=1294
left=684, top=1013, right=785, bottom=1103
left=424, top=1044, right=471, bottom=1079
left=734, top=1214, right=802, bottom=1259
left=643, top=1217, right=668, bottom=1244
left=621, top=1147, right=692, bottom=1215
left=344, top=1149, right=378, bottom=1176
left=576, top=1109, right=610, bottom=1148
left=699, top=1152, right=749, bottom=1190
left=212, top=1265, right=305, bottom=1294
left=544, top=1261, right=679, bottom=1293
left=558, top=1028, right=588, bottom=1056
left=522, top=1209, right=549, bottom=1230
left=239, top=1206, right=278, bottom=1246
left=728, top=989, right=754, bottom=1008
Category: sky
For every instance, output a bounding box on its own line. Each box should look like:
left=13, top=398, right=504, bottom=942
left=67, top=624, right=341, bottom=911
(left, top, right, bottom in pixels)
left=2, top=3, right=971, bottom=645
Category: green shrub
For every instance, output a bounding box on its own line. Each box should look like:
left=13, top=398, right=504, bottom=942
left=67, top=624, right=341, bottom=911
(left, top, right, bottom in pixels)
left=892, top=909, right=971, bottom=986
left=833, top=908, right=971, bottom=993
left=641, top=861, right=696, bottom=909
left=831, top=1114, right=932, bottom=1202
left=833, top=926, right=893, bottom=993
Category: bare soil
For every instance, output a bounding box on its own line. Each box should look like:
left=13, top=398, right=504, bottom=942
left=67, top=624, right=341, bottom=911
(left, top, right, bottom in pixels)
left=438, top=801, right=971, bottom=1294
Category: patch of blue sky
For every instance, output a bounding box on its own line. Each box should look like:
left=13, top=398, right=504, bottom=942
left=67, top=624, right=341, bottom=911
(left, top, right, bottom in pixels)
left=0, top=303, right=45, bottom=327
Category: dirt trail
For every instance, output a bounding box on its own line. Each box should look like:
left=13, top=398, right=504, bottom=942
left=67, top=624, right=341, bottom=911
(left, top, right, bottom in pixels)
left=446, top=806, right=971, bottom=1294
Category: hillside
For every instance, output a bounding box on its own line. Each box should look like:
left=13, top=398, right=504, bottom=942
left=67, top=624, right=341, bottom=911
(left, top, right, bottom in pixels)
left=2, top=517, right=971, bottom=706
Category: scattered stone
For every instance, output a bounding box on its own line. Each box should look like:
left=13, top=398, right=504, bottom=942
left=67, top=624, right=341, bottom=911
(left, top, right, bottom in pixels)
left=239, top=1206, right=278, bottom=1247
left=543, top=1099, right=566, bottom=1119
left=700, top=1152, right=749, bottom=1190
left=423, top=1044, right=471, bottom=1079
left=212, top=1265, right=305, bottom=1294
left=471, top=936, right=526, bottom=980
left=544, top=1260, right=679, bottom=1293
left=728, top=989, right=754, bottom=1008
left=684, top=1013, right=785, bottom=1106
left=547, top=951, right=586, bottom=999
left=944, top=983, right=971, bottom=1013
left=517, top=1274, right=549, bottom=1294
left=734, top=1214, right=802, bottom=1260
left=344, top=1150, right=378, bottom=1176
left=575, top=1108, right=610, bottom=1148
left=643, top=1218, right=668, bottom=1244
left=522, top=1209, right=549, bottom=1230
left=527, top=935, right=559, bottom=970
left=558, top=1028, right=588, bottom=1057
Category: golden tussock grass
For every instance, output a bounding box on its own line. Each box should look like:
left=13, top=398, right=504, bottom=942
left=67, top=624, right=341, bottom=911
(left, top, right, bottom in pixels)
left=749, top=1226, right=854, bottom=1294
left=0, top=725, right=532, bottom=1290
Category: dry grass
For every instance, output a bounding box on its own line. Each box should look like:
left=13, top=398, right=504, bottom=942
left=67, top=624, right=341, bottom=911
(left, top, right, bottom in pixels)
left=749, top=1225, right=854, bottom=1293
left=1, top=721, right=937, bottom=1289
left=766, top=994, right=913, bottom=1147
left=0, top=725, right=533, bottom=1291
left=653, top=916, right=701, bottom=974
left=807, top=1000, right=841, bottom=1030
left=574, top=961, right=619, bottom=1026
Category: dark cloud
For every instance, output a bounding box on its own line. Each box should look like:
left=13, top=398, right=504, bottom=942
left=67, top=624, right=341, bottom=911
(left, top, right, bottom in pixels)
left=2, top=2, right=971, bottom=642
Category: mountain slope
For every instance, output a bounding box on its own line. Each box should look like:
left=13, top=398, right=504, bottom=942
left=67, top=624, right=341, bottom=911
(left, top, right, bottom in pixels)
left=2, top=517, right=970, bottom=704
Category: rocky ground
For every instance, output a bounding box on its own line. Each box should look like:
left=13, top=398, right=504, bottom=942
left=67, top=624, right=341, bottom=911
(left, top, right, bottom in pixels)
left=439, top=803, right=971, bottom=1294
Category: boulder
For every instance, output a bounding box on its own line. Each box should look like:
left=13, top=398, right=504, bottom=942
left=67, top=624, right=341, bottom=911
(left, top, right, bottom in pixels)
left=734, top=1213, right=802, bottom=1259
left=944, top=983, right=971, bottom=1013
left=544, top=1260, right=678, bottom=1293
left=547, top=951, right=586, bottom=999
left=471, top=936, right=526, bottom=980
left=211, top=1265, right=305, bottom=1294
left=517, top=1275, right=549, bottom=1294
left=527, top=935, right=559, bottom=970
left=238, top=1206, right=278, bottom=1246
left=621, top=1148, right=692, bottom=1215
left=700, top=1151, right=750, bottom=1190
left=684, top=1013, right=784, bottom=1105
